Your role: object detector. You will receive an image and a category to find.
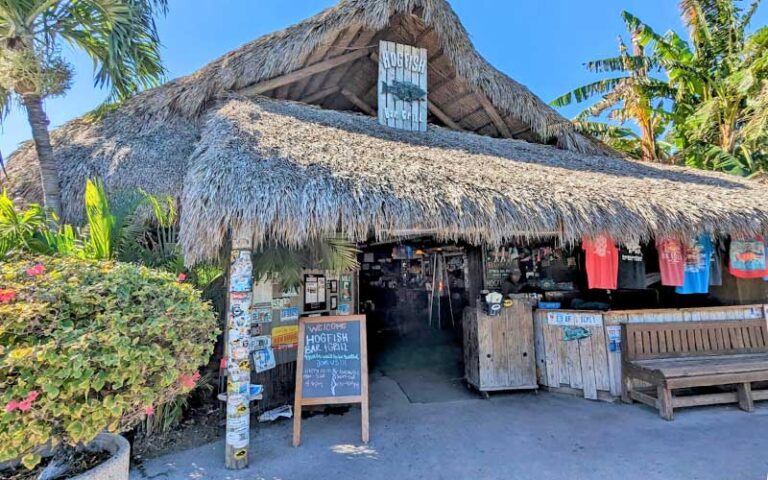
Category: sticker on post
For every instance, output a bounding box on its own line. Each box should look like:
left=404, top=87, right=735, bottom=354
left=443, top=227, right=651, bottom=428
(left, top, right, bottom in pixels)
left=227, top=380, right=248, bottom=396
left=230, top=251, right=253, bottom=292
left=226, top=394, right=249, bottom=417
left=233, top=448, right=248, bottom=460
left=226, top=430, right=249, bottom=449
left=229, top=292, right=252, bottom=328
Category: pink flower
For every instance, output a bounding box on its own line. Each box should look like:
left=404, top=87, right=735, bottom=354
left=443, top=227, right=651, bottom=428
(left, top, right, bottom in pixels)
left=177, top=273, right=187, bottom=282
left=4, top=400, right=19, bottom=413
left=26, top=263, right=45, bottom=277
left=0, top=289, right=16, bottom=304
left=25, top=391, right=39, bottom=402
left=179, top=371, right=200, bottom=389
left=144, top=405, right=155, bottom=416
left=17, top=399, right=32, bottom=412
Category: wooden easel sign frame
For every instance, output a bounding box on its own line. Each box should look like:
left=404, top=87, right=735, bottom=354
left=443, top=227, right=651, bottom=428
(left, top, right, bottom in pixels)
left=293, top=315, right=369, bottom=446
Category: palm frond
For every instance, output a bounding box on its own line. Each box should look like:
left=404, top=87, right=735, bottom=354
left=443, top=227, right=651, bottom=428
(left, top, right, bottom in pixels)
left=550, top=77, right=628, bottom=107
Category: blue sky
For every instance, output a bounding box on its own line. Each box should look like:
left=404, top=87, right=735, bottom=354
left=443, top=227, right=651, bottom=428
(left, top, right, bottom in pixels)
left=1, top=0, right=766, bottom=156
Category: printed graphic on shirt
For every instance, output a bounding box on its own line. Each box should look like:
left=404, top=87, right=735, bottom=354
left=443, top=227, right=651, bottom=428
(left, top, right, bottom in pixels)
left=656, top=237, right=685, bottom=287
left=676, top=235, right=712, bottom=295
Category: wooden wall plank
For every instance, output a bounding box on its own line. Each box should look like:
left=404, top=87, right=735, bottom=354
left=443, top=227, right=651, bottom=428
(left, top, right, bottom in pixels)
left=579, top=338, right=598, bottom=400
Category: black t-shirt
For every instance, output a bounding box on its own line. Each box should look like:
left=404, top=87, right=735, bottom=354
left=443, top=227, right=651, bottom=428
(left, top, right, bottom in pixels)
left=618, top=243, right=646, bottom=289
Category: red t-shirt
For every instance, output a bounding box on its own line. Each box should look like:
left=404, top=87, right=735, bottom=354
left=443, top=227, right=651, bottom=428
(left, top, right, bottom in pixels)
left=656, top=237, right=685, bottom=286
left=582, top=235, right=618, bottom=290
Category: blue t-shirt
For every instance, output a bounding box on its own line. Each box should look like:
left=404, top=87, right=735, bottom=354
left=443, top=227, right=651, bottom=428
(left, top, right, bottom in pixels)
left=676, top=235, right=713, bottom=295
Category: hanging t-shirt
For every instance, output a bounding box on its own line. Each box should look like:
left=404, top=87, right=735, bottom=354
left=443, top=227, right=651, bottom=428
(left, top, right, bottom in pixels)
left=729, top=235, right=767, bottom=279
left=618, top=241, right=646, bottom=289
left=676, top=235, right=713, bottom=295
left=656, top=236, right=685, bottom=287
left=582, top=235, right=618, bottom=290
left=709, top=239, right=724, bottom=286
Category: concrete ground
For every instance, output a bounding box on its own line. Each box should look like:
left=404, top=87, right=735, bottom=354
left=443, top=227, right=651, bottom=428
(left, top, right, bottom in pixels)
left=130, top=373, right=768, bottom=480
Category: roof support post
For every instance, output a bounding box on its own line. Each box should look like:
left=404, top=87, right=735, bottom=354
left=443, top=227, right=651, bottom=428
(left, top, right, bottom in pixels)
left=224, top=227, right=254, bottom=470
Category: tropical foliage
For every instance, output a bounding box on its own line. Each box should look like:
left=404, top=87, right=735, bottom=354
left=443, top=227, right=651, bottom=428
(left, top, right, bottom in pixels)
left=553, top=0, right=768, bottom=176
left=551, top=21, right=673, bottom=162
left=252, top=236, right=360, bottom=290
left=0, top=254, right=218, bottom=471
left=0, top=0, right=168, bottom=215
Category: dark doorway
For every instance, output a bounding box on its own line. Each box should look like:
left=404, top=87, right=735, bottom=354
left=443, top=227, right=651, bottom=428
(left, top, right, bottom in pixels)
left=359, top=240, right=475, bottom=403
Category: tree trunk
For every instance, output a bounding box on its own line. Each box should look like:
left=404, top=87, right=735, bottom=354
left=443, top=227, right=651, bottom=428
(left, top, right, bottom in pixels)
left=21, top=93, right=62, bottom=217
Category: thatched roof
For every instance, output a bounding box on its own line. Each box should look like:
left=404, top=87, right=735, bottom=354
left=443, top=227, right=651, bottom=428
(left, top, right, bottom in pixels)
left=4, top=0, right=768, bottom=264
left=145, top=0, right=604, bottom=152
left=175, top=96, right=768, bottom=263
left=6, top=93, right=768, bottom=264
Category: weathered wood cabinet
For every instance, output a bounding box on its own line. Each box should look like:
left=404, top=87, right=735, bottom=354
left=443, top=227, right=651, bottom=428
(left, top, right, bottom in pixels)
left=463, top=301, right=538, bottom=392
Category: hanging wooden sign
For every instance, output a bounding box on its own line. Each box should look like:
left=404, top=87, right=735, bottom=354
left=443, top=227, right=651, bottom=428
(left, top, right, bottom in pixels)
left=293, top=315, right=369, bottom=446
left=378, top=41, right=428, bottom=132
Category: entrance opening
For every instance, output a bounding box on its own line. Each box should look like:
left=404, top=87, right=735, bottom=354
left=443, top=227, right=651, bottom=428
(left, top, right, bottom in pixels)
left=359, top=240, right=476, bottom=403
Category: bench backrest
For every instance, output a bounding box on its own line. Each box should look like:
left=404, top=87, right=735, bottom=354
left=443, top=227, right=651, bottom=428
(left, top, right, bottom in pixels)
left=621, top=319, right=768, bottom=361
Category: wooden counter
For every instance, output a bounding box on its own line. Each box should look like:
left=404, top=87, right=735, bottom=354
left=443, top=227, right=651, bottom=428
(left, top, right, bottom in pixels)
left=463, top=301, right=537, bottom=394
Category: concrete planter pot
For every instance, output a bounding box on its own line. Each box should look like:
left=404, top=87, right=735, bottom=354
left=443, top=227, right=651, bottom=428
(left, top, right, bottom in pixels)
left=69, top=433, right=131, bottom=480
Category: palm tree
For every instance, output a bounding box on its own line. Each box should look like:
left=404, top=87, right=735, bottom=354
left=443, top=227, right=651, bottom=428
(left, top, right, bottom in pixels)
left=628, top=1, right=768, bottom=175
left=551, top=16, right=673, bottom=162
left=0, top=0, right=168, bottom=216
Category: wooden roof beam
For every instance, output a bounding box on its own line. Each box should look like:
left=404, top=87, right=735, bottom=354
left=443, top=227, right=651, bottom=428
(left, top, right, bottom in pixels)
left=288, top=30, right=342, bottom=99
left=302, top=25, right=364, bottom=96
left=239, top=48, right=372, bottom=97
left=341, top=88, right=376, bottom=116
left=304, top=86, right=340, bottom=104
left=477, top=94, right=513, bottom=138
left=428, top=101, right=463, bottom=131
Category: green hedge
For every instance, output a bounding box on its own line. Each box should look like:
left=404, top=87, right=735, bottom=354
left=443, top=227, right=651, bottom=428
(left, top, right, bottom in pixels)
left=0, top=255, right=219, bottom=469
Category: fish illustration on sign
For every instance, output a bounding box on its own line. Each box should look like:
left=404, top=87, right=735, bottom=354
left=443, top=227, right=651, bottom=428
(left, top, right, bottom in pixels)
left=381, top=80, right=426, bottom=102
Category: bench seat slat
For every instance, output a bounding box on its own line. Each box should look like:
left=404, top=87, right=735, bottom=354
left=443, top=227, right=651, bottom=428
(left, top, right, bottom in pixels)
left=633, top=353, right=768, bottom=378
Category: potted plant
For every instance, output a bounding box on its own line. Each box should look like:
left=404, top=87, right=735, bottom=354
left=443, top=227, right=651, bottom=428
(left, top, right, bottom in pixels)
left=0, top=255, right=219, bottom=479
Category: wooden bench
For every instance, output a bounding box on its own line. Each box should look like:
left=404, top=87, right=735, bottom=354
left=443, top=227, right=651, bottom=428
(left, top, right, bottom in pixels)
left=621, top=319, right=768, bottom=420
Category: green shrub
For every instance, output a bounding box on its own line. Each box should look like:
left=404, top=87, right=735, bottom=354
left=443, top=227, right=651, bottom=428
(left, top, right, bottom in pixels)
left=0, top=255, right=220, bottom=469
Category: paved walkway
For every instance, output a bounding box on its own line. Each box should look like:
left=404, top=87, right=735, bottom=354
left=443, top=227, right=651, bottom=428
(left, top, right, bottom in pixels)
left=131, top=375, right=768, bottom=480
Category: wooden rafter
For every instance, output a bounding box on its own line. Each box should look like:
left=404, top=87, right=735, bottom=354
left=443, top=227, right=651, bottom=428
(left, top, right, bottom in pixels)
left=427, top=48, right=444, bottom=63
left=304, top=86, right=340, bottom=104
left=296, top=24, right=364, bottom=99
left=477, top=94, right=512, bottom=138
left=341, top=88, right=376, bottom=116
left=239, top=48, right=371, bottom=97
left=430, top=75, right=456, bottom=96
left=510, top=126, right=532, bottom=137
left=315, top=29, right=380, bottom=100
left=427, top=100, right=462, bottom=131
left=288, top=30, right=342, bottom=99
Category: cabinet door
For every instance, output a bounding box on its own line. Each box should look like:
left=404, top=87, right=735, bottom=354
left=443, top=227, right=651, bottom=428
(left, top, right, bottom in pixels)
left=504, top=301, right=537, bottom=388
left=478, top=314, right=509, bottom=389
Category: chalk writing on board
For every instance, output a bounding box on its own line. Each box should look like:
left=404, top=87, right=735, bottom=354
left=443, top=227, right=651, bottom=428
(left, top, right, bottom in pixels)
left=301, top=321, right=361, bottom=398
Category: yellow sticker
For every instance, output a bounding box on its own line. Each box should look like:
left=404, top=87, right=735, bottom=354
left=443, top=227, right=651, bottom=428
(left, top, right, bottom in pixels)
left=234, top=448, right=247, bottom=459
left=236, top=404, right=248, bottom=415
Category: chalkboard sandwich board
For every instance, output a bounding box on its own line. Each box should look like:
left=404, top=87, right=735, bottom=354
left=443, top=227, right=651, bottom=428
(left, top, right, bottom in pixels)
left=293, top=315, right=369, bottom=446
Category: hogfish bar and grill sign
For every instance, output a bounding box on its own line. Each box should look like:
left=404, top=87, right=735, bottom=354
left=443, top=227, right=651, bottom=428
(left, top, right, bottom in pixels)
left=378, top=41, right=428, bottom=132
